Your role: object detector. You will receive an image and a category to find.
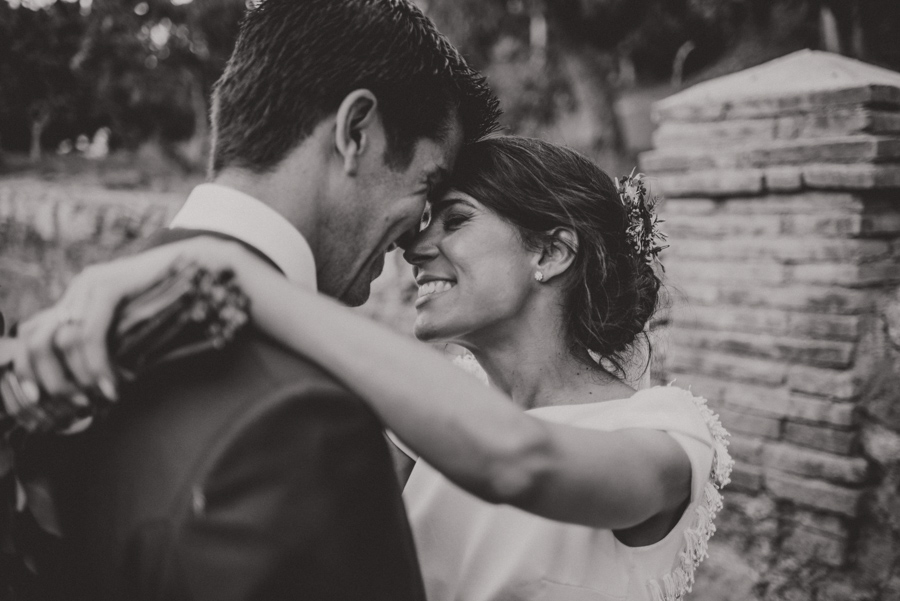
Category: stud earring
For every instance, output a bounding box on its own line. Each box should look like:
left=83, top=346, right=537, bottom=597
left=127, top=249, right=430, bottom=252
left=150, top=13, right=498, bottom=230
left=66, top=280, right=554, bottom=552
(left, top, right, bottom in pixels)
left=534, top=271, right=544, bottom=283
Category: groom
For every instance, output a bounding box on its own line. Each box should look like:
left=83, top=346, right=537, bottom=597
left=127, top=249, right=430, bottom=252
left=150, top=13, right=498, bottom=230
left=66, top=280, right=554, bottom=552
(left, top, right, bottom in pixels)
left=11, top=1, right=499, bottom=599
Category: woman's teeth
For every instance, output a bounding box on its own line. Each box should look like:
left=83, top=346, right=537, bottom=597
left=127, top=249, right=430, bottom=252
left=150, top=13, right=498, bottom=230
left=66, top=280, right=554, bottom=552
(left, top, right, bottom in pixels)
left=417, top=280, right=455, bottom=298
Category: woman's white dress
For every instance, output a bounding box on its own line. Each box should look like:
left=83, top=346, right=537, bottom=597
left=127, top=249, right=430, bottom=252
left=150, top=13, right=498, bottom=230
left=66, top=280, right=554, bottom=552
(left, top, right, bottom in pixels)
left=402, top=385, right=733, bottom=601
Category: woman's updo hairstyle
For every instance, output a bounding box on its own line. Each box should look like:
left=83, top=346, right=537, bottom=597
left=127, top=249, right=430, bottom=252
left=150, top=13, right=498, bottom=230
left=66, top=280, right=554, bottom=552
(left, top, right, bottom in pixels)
left=447, top=136, right=662, bottom=376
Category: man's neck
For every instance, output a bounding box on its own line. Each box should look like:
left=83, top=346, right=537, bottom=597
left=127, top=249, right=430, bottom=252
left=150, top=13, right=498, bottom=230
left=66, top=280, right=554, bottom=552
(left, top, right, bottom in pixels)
left=212, top=167, right=320, bottom=256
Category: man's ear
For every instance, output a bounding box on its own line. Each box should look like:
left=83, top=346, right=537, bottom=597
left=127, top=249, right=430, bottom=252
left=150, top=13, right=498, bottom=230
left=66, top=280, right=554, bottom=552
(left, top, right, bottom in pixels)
left=536, top=227, right=578, bottom=283
left=334, top=89, right=379, bottom=176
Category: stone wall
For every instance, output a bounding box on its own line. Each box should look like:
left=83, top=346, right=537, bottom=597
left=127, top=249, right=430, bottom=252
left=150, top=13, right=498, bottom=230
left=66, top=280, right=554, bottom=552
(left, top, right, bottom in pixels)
left=0, top=179, right=181, bottom=325
left=0, top=177, right=419, bottom=334
left=643, top=50, right=900, bottom=600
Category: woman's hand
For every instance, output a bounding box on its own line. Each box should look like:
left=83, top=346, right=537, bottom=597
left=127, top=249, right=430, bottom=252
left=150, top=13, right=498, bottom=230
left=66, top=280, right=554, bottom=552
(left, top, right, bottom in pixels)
left=5, top=236, right=251, bottom=431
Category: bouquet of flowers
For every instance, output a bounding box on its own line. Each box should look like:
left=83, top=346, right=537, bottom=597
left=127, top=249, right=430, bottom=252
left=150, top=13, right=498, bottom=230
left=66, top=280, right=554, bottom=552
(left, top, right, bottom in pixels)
left=0, top=263, right=250, bottom=597
left=0, top=262, right=250, bottom=435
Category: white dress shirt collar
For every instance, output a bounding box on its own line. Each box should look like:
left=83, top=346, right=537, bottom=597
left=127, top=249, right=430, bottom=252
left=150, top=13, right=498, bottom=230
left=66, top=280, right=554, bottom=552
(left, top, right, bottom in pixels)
left=169, top=183, right=317, bottom=290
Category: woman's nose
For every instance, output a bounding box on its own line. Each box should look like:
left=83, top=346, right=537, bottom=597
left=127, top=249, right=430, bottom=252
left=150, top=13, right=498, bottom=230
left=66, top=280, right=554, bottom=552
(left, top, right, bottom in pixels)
left=403, top=228, right=440, bottom=267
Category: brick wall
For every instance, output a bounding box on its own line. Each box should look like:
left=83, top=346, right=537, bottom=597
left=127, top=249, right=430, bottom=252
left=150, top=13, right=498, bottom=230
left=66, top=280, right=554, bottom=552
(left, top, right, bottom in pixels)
left=643, top=50, right=900, bottom=600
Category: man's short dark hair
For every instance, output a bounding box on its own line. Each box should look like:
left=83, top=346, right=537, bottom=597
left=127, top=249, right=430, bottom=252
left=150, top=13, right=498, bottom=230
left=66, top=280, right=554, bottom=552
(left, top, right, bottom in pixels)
left=210, top=0, right=501, bottom=174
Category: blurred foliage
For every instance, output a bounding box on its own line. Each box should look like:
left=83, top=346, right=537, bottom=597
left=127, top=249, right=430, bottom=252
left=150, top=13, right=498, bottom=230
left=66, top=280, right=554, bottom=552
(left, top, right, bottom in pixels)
left=75, top=0, right=244, bottom=150
left=0, top=0, right=88, bottom=159
left=422, top=0, right=734, bottom=163
left=423, top=0, right=900, bottom=165
left=0, top=0, right=899, bottom=167
left=0, top=0, right=245, bottom=162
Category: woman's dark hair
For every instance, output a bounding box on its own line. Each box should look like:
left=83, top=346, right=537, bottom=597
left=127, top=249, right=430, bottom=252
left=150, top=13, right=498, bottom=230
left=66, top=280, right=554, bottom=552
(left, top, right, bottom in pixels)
left=448, top=136, right=662, bottom=377
left=210, top=0, right=501, bottom=175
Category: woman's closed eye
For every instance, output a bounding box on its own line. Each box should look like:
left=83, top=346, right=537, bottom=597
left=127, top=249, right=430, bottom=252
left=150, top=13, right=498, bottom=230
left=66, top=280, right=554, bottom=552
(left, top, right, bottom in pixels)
left=428, top=194, right=480, bottom=233
left=439, top=210, right=473, bottom=232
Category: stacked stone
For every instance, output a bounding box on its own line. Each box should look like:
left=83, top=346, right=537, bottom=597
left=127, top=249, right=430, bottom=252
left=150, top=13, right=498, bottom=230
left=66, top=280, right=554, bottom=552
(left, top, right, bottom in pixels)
left=0, top=179, right=181, bottom=324
left=0, top=178, right=418, bottom=335
left=642, top=50, right=900, bottom=597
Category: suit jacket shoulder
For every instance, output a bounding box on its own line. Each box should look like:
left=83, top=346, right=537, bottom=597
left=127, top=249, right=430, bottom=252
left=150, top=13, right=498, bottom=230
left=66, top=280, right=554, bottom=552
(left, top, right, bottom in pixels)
left=31, top=227, right=424, bottom=601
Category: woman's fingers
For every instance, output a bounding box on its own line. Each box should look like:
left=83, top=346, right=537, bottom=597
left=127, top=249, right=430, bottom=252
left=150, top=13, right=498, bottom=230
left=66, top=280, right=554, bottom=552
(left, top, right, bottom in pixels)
left=0, top=339, right=19, bottom=418
left=0, top=342, right=36, bottom=427
left=17, top=253, right=171, bottom=405
left=7, top=339, right=51, bottom=432
left=19, top=310, right=80, bottom=399
left=6, top=237, right=248, bottom=428
left=35, top=265, right=125, bottom=402
left=77, top=299, right=119, bottom=402
left=12, top=305, right=103, bottom=431
left=51, top=320, right=96, bottom=390
left=70, top=268, right=125, bottom=400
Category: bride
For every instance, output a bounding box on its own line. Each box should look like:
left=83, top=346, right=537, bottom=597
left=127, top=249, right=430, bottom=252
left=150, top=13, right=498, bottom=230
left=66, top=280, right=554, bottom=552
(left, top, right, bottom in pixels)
left=8, top=136, right=731, bottom=601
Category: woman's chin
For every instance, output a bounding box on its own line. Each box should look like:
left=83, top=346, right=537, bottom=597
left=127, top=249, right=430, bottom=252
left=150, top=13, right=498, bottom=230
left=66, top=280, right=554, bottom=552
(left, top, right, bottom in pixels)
left=413, top=322, right=441, bottom=342
left=413, top=315, right=452, bottom=343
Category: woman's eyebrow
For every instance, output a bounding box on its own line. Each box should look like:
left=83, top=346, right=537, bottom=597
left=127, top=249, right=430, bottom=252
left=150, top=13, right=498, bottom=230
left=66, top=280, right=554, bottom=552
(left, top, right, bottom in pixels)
left=430, top=196, right=476, bottom=217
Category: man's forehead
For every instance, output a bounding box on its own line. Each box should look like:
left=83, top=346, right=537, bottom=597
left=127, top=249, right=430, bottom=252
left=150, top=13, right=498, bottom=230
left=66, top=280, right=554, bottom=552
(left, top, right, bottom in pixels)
left=412, top=115, right=463, bottom=187
left=415, top=113, right=462, bottom=172
left=444, top=114, right=465, bottom=164
left=425, top=165, right=451, bottom=188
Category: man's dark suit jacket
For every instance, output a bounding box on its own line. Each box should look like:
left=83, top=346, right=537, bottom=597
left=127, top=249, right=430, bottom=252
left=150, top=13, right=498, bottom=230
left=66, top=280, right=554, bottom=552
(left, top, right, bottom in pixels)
left=23, top=228, right=425, bottom=601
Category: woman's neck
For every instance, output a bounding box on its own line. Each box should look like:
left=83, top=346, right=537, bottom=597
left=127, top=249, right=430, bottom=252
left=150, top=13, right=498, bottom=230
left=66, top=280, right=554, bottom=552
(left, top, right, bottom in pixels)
left=462, top=318, right=633, bottom=411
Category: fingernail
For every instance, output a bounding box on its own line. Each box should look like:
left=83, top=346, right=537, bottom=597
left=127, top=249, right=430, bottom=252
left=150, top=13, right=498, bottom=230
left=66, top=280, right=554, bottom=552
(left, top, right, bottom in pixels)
left=72, top=393, right=90, bottom=408
left=19, top=379, right=40, bottom=404
left=98, top=377, right=118, bottom=401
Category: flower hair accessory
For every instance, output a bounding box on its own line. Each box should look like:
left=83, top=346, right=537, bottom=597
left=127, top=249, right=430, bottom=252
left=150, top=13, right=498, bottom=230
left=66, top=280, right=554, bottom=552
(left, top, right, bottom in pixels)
left=615, top=169, right=668, bottom=270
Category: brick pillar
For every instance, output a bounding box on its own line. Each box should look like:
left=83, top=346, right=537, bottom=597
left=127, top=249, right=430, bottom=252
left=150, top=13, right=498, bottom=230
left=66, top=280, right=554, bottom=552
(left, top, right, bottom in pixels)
left=642, top=50, right=900, bottom=599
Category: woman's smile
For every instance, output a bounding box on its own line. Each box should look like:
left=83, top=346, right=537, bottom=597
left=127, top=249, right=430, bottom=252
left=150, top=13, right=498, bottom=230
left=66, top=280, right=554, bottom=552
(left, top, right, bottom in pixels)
left=415, top=279, right=457, bottom=307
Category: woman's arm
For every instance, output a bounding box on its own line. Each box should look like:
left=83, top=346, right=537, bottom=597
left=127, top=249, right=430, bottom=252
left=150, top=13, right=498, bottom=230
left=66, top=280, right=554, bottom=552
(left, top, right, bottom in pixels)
left=16, top=238, right=690, bottom=530
left=235, top=248, right=690, bottom=529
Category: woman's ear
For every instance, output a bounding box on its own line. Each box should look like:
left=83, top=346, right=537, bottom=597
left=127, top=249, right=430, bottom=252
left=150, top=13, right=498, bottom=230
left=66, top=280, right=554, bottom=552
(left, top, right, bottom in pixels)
left=334, top=89, right=379, bottom=176
left=536, top=227, right=578, bottom=283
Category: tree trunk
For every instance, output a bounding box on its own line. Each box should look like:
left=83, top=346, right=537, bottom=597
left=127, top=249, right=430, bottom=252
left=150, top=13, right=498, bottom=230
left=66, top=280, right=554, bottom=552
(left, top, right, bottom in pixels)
left=30, top=115, right=48, bottom=163
left=173, top=73, right=211, bottom=172
left=29, top=108, right=51, bottom=163
left=820, top=5, right=842, bottom=54
left=557, top=45, right=627, bottom=159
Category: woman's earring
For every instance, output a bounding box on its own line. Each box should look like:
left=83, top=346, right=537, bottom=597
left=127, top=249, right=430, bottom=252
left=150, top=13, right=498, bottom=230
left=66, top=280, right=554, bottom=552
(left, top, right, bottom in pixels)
left=534, top=271, right=544, bottom=283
